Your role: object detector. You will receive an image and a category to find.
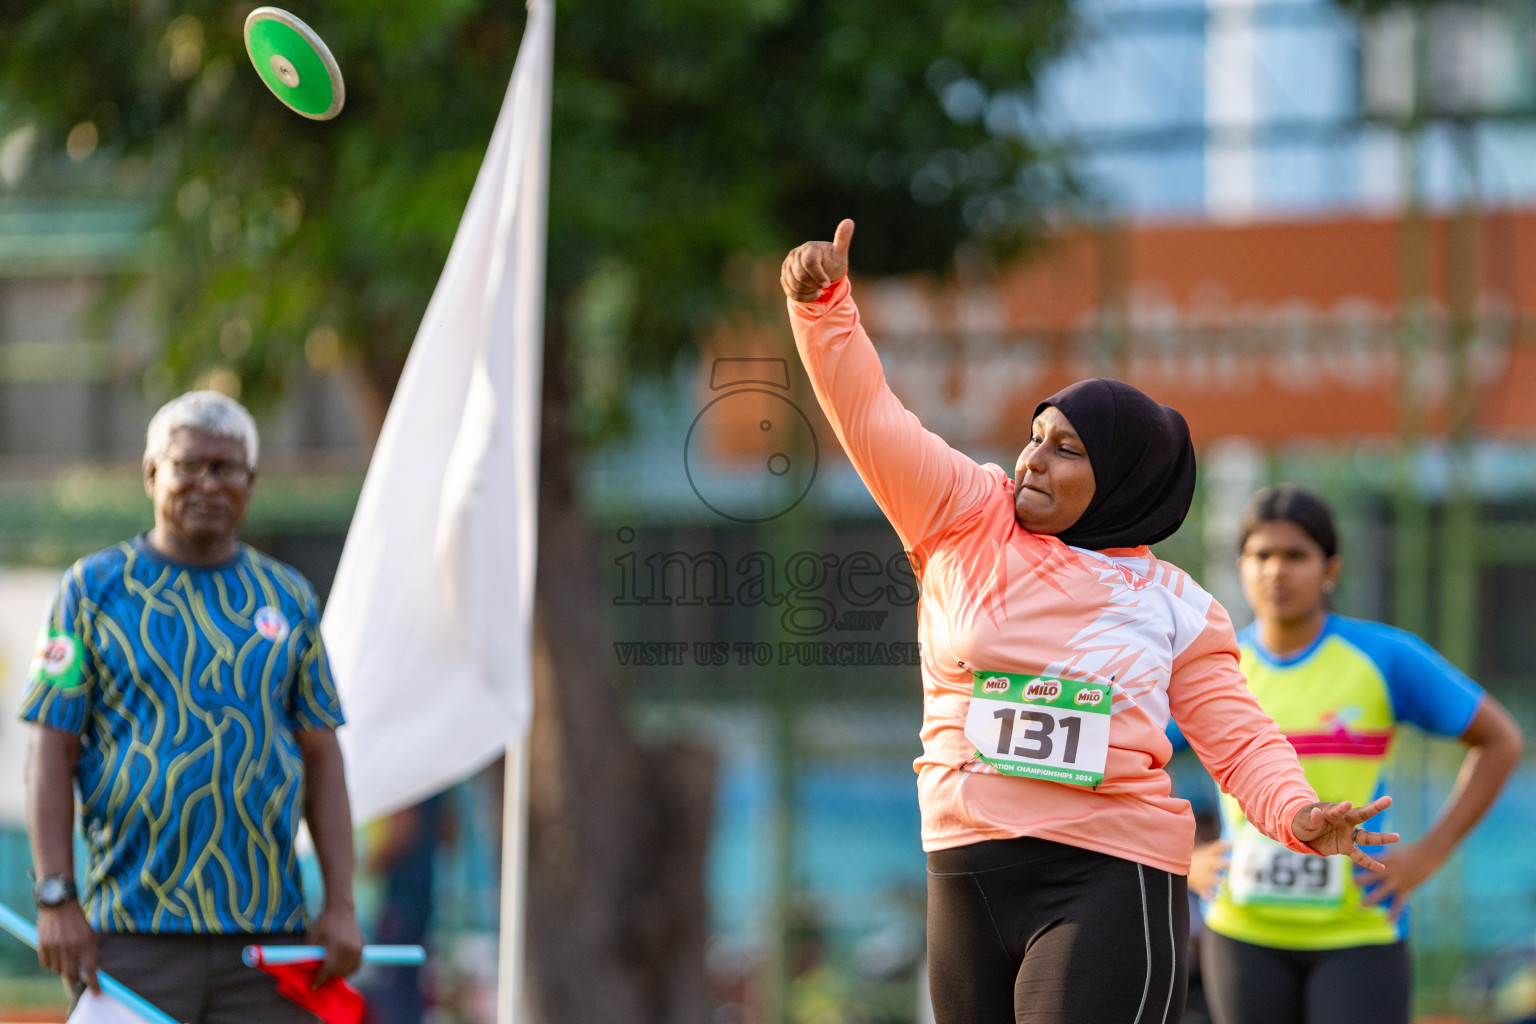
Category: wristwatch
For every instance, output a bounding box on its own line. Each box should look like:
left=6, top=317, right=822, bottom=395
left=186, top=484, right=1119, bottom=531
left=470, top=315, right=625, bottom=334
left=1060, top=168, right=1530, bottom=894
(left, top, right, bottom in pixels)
left=32, top=874, right=77, bottom=909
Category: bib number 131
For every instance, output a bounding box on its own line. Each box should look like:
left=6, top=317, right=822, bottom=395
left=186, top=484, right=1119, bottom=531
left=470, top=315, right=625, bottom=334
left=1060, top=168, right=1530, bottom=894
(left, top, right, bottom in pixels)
left=963, top=672, right=1112, bottom=786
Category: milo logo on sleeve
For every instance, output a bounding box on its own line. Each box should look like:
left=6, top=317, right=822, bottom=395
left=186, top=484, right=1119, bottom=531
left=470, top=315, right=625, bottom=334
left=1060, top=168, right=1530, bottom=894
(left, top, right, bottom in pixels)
left=31, top=629, right=84, bottom=690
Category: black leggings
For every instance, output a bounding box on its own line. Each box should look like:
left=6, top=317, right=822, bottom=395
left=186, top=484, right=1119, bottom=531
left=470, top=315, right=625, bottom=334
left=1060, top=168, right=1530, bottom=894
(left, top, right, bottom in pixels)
left=927, top=836, right=1188, bottom=1024
left=1201, top=930, right=1410, bottom=1024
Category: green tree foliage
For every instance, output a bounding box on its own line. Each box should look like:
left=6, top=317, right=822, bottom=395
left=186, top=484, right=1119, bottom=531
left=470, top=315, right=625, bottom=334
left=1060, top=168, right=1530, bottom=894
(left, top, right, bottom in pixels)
left=0, top=0, right=1076, bottom=438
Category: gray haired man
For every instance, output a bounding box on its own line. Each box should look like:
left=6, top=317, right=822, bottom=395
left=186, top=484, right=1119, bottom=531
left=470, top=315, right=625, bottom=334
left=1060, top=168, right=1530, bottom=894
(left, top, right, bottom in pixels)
left=21, top=390, right=362, bottom=1022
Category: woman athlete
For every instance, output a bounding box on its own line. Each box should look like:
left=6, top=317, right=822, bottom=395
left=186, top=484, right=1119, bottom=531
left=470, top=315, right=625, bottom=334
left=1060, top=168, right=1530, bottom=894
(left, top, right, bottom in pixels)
left=781, top=220, right=1398, bottom=1024
left=1189, top=486, right=1523, bottom=1024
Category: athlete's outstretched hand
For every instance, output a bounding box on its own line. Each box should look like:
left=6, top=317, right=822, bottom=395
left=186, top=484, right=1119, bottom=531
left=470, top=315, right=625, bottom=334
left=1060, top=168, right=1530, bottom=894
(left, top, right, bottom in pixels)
left=782, top=219, right=855, bottom=301
left=1291, top=796, right=1399, bottom=871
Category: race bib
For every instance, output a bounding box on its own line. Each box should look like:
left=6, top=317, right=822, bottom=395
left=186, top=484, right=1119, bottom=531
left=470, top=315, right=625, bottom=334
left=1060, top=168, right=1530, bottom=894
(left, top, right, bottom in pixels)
left=964, top=672, right=1111, bottom=786
left=1228, top=823, right=1344, bottom=907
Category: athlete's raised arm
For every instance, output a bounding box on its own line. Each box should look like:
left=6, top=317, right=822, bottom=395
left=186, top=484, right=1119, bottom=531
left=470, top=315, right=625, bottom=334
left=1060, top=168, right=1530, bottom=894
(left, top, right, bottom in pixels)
left=782, top=220, right=993, bottom=556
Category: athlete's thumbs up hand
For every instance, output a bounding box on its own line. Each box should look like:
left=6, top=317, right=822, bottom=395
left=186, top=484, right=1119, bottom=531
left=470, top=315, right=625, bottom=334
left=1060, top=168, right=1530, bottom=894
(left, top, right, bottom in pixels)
left=782, top=219, right=855, bottom=301
left=1292, top=795, right=1399, bottom=871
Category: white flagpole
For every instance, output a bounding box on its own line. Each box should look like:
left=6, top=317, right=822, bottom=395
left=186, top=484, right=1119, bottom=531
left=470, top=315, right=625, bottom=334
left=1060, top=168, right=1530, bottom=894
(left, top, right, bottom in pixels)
left=497, top=1, right=552, bottom=1021
left=498, top=737, right=533, bottom=1024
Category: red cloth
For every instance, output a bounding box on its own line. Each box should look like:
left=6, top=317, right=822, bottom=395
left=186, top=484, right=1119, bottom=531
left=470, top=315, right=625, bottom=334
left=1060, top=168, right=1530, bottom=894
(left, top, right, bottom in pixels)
left=254, top=960, right=366, bottom=1024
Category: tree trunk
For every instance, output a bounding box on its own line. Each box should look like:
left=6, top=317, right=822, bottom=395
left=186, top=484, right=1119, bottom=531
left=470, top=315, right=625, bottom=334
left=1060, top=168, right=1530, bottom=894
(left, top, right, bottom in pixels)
left=523, top=322, right=717, bottom=1024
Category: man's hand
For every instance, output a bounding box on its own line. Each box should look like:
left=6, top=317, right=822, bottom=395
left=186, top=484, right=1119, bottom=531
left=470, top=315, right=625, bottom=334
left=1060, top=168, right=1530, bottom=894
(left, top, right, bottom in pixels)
left=1188, top=839, right=1231, bottom=901
left=306, top=901, right=363, bottom=986
left=781, top=219, right=855, bottom=301
left=1356, top=840, right=1446, bottom=922
left=1291, top=796, right=1399, bottom=871
left=295, top=727, right=360, bottom=986
left=36, top=903, right=98, bottom=993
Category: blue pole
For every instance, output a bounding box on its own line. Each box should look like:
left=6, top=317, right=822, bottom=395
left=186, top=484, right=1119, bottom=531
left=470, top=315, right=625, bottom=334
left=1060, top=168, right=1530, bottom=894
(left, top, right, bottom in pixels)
left=242, top=943, right=426, bottom=967
left=0, top=900, right=184, bottom=1024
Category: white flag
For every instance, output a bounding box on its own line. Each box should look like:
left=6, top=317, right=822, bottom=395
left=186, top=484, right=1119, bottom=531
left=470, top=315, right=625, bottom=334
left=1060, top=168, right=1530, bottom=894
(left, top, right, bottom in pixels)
left=67, top=991, right=160, bottom=1024
left=324, top=0, right=551, bottom=825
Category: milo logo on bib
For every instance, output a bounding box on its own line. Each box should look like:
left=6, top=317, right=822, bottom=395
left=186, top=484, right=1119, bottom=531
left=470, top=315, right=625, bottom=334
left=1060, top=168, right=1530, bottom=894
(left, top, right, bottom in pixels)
left=1022, top=680, right=1060, bottom=702
left=965, top=671, right=1113, bottom=786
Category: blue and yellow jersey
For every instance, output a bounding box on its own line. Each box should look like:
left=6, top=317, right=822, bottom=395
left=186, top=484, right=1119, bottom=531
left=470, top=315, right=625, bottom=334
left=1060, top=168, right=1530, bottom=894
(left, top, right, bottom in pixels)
left=17, top=537, right=344, bottom=935
left=1204, top=614, right=1482, bottom=950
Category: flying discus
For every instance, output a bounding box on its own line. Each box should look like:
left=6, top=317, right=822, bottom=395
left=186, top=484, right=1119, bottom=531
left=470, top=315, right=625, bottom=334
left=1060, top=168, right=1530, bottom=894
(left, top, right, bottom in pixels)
left=243, top=7, right=345, bottom=120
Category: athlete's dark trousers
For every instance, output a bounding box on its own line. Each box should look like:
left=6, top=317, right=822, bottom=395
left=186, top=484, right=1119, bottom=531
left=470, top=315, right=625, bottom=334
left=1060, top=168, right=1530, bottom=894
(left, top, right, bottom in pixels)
left=927, top=835, right=1188, bottom=1024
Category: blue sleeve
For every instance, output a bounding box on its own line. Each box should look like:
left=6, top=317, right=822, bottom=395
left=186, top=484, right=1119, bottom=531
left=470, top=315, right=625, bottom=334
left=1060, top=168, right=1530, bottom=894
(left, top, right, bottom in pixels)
left=1354, top=623, right=1483, bottom=737
left=288, top=581, right=344, bottom=732
left=17, top=567, right=96, bottom=735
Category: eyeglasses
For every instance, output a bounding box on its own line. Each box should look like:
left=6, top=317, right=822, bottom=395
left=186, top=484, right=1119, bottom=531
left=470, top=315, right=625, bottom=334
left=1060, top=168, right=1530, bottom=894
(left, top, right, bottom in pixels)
left=162, top=456, right=253, bottom=485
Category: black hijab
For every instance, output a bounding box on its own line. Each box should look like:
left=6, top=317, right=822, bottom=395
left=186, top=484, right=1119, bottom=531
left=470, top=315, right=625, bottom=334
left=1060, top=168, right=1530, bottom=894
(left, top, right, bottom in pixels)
left=1032, top=379, right=1196, bottom=551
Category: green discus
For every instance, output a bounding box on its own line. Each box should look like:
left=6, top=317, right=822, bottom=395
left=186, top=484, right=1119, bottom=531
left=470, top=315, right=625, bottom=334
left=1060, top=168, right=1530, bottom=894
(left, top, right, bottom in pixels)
left=243, top=7, right=345, bottom=120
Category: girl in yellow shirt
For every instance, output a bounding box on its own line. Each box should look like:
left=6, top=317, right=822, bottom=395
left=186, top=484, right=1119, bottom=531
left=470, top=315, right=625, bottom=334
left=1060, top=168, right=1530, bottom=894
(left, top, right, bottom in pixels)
left=1193, top=486, right=1524, bottom=1024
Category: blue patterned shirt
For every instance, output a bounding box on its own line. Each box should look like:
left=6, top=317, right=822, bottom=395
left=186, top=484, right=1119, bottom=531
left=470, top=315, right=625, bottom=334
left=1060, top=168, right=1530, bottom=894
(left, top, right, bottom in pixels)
left=18, top=536, right=344, bottom=934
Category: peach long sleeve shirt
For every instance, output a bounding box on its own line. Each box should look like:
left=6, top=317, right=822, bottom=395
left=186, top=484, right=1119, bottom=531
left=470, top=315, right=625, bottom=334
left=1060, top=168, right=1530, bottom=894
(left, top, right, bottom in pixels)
left=788, top=278, right=1317, bottom=874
